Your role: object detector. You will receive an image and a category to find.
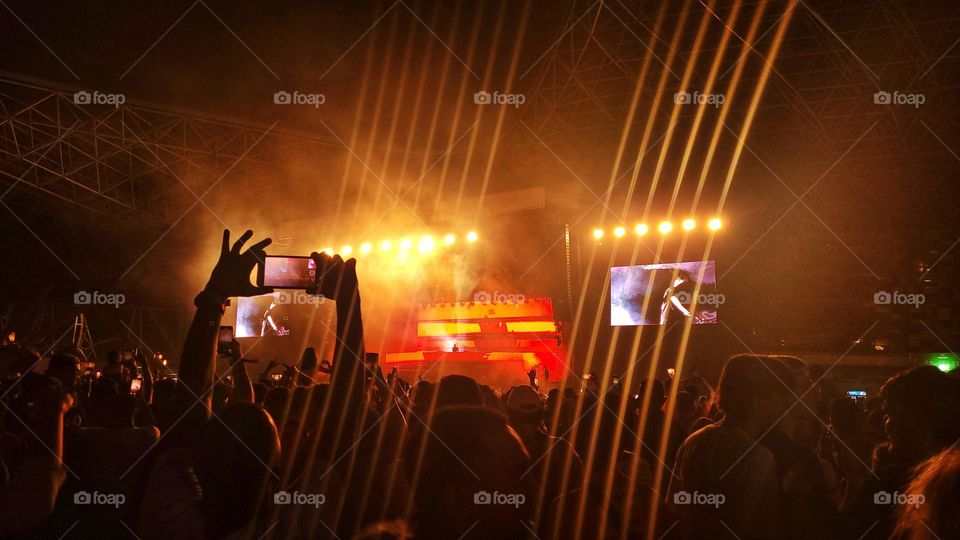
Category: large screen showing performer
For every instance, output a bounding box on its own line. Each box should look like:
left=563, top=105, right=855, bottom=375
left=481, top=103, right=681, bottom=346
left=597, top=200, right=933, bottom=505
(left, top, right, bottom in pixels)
left=610, top=261, right=719, bottom=326
left=235, top=291, right=329, bottom=337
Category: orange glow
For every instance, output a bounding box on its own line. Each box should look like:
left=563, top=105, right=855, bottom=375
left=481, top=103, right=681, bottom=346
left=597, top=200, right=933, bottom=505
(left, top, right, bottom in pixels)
left=418, top=236, right=435, bottom=253
left=416, top=322, right=482, bottom=337
left=593, top=228, right=604, bottom=239
left=466, top=231, right=478, bottom=243
left=658, top=221, right=672, bottom=234
left=682, top=218, right=695, bottom=231
left=504, top=321, right=557, bottom=333
left=613, top=226, right=626, bottom=237
left=708, top=217, right=722, bottom=230
left=635, top=223, right=649, bottom=235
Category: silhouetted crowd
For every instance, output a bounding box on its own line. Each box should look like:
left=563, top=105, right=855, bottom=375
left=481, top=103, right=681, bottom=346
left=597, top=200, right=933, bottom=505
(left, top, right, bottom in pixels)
left=1, top=230, right=959, bottom=539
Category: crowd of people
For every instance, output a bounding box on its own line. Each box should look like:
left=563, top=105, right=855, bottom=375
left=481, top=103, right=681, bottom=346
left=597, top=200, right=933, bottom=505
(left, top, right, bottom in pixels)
left=1, top=229, right=959, bottom=539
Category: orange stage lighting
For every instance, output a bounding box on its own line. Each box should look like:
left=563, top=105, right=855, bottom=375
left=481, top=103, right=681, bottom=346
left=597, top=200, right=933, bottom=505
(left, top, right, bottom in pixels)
left=593, top=228, right=604, bottom=239
left=613, top=226, right=626, bottom=237
left=635, top=223, right=649, bottom=235
left=658, top=221, right=673, bottom=234
left=682, top=218, right=696, bottom=231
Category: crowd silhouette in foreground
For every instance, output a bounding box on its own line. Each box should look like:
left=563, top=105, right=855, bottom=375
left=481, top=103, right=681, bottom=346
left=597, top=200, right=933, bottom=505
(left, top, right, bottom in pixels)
left=1, top=229, right=959, bottom=539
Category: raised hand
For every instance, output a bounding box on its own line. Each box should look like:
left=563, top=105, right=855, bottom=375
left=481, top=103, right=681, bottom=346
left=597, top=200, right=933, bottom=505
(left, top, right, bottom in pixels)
left=308, top=251, right=358, bottom=300
left=204, top=229, right=274, bottom=299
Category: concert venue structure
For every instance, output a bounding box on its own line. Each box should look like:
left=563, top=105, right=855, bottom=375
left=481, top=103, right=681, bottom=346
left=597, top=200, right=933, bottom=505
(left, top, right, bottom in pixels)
left=1, top=1, right=959, bottom=539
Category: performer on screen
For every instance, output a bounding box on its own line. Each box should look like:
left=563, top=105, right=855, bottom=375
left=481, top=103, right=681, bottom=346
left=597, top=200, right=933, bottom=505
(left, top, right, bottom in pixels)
left=660, top=269, right=694, bottom=326
left=260, top=301, right=290, bottom=336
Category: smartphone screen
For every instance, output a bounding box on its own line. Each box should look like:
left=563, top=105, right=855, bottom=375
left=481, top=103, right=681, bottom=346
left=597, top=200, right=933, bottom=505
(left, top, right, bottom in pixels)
left=260, top=256, right=317, bottom=289
left=218, top=326, right=234, bottom=344
left=130, top=378, right=142, bottom=394
left=270, top=373, right=283, bottom=382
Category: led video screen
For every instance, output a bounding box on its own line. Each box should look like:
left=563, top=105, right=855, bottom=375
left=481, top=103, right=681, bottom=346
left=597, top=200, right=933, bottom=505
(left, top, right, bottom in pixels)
left=610, top=261, right=719, bottom=326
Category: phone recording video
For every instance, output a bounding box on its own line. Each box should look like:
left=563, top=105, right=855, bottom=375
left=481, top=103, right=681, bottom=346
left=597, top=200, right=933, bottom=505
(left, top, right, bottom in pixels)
left=217, top=326, right=234, bottom=355
left=130, top=378, right=142, bottom=394
left=259, top=255, right=317, bottom=289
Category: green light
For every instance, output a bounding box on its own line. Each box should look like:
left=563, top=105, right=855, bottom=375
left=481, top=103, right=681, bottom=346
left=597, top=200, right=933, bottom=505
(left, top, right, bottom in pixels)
left=925, top=353, right=959, bottom=373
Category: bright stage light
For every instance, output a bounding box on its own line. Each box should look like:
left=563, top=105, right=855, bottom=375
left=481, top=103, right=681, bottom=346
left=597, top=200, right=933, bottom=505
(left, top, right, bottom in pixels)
left=418, top=236, right=435, bottom=253
left=360, top=242, right=372, bottom=254
left=682, top=218, right=696, bottom=231
left=708, top=217, right=722, bottom=231
left=593, top=228, right=604, bottom=239
left=400, top=238, right=412, bottom=250
left=658, top=221, right=672, bottom=234
left=341, top=245, right=353, bottom=256
left=614, top=226, right=626, bottom=237
left=444, top=234, right=455, bottom=245
left=321, top=247, right=333, bottom=255
left=466, top=231, right=478, bottom=243
left=635, top=223, right=649, bottom=236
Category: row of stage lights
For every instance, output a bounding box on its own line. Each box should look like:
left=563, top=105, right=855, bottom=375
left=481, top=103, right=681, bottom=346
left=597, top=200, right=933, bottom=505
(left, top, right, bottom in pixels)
left=592, top=218, right=723, bottom=240
left=319, top=231, right=478, bottom=257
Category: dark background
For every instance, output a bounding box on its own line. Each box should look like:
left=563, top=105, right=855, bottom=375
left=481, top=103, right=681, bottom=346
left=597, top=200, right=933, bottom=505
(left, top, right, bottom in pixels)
left=1, top=0, right=957, bottom=378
